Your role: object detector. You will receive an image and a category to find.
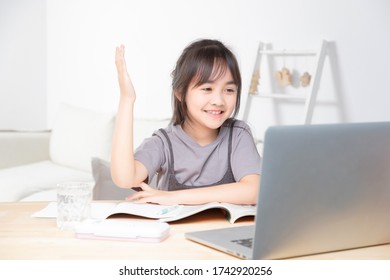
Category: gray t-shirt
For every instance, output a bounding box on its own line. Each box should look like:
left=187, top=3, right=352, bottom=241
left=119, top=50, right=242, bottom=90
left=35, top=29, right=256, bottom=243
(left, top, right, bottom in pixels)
left=134, top=119, right=261, bottom=191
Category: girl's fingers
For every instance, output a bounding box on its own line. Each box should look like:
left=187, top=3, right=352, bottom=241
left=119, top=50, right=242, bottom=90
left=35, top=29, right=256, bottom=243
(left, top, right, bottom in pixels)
left=132, top=197, right=150, bottom=204
left=138, top=182, right=152, bottom=191
left=126, top=193, right=153, bottom=204
left=115, top=45, right=127, bottom=71
left=125, top=183, right=154, bottom=201
left=126, top=193, right=141, bottom=202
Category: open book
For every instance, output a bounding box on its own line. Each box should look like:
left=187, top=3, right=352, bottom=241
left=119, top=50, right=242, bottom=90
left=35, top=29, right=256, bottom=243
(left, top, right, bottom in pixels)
left=95, top=201, right=256, bottom=223
left=33, top=201, right=256, bottom=223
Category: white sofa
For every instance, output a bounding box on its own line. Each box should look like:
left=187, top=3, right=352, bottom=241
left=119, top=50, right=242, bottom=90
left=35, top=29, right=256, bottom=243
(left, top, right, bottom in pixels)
left=0, top=103, right=169, bottom=202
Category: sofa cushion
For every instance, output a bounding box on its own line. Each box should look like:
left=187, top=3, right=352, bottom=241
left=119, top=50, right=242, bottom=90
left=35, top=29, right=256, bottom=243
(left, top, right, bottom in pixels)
left=20, top=189, right=57, bottom=202
left=0, top=160, right=92, bottom=202
left=0, top=131, right=50, bottom=169
left=50, top=103, right=115, bottom=172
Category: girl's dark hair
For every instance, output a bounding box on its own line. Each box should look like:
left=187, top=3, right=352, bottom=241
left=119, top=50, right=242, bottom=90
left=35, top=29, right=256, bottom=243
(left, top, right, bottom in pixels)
left=171, top=39, right=242, bottom=125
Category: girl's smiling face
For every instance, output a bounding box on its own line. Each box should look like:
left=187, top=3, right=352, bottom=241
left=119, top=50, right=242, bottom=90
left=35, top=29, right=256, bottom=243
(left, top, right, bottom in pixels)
left=180, top=67, right=238, bottom=142
left=171, top=40, right=242, bottom=128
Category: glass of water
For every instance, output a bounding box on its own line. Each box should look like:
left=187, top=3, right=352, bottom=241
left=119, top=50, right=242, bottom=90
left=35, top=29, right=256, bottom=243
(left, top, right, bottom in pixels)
left=57, top=181, right=93, bottom=230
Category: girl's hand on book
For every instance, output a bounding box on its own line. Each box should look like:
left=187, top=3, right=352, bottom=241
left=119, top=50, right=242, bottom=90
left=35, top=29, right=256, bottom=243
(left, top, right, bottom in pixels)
left=126, top=183, right=178, bottom=206
left=115, top=45, right=136, bottom=103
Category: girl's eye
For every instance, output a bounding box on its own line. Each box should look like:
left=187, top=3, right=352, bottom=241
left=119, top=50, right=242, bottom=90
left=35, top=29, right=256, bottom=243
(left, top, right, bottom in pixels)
left=225, top=88, right=237, bottom=94
left=202, top=87, right=212, bottom=92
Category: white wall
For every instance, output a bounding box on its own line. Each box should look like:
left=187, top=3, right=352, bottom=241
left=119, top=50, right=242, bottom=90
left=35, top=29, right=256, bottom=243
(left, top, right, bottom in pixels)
left=2, top=0, right=390, bottom=138
left=0, top=0, right=46, bottom=130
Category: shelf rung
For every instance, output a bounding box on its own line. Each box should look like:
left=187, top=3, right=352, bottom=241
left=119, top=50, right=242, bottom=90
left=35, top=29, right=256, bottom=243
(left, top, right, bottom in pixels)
left=258, top=50, right=317, bottom=56
left=250, top=93, right=307, bottom=100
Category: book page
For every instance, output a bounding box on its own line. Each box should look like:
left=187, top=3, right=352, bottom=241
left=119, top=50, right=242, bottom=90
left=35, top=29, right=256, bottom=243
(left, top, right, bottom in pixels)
left=159, top=204, right=213, bottom=221
left=32, top=201, right=255, bottom=223
left=31, top=202, right=57, bottom=218
left=161, top=203, right=256, bottom=223
left=32, top=202, right=183, bottom=220
left=94, top=202, right=184, bottom=220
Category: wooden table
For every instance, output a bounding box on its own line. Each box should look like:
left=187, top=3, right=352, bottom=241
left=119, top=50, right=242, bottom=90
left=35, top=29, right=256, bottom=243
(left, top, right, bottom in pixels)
left=1, top=202, right=390, bottom=260
left=0, top=202, right=254, bottom=260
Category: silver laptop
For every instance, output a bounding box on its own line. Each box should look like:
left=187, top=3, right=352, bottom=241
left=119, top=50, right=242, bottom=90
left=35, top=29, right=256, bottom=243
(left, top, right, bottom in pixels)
left=185, top=122, right=390, bottom=259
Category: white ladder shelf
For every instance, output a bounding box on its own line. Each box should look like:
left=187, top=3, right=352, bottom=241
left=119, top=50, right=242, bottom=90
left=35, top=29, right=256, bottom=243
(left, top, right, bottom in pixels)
left=243, top=40, right=328, bottom=126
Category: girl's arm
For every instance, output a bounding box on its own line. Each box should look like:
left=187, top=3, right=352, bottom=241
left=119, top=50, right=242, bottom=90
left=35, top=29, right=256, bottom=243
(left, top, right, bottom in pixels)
left=127, top=174, right=260, bottom=205
left=111, top=45, right=148, bottom=188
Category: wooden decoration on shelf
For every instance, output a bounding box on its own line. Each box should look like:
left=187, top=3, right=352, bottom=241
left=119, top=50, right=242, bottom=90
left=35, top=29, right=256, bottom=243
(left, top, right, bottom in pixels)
left=275, top=67, right=292, bottom=87
left=300, top=72, right=311, bottom=87
left=249, top=70, right=260, bottom=94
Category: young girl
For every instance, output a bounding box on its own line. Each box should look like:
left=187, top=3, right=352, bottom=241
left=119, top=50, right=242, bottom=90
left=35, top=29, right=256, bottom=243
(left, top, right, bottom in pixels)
left=111, top=39, right=261, bottom=205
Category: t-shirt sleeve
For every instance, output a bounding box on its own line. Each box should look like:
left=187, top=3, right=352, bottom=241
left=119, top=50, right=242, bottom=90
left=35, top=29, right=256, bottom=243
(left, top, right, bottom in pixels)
left=134, top=133, right=165, bottom=184
left=231, top=122, right=262, bottom=181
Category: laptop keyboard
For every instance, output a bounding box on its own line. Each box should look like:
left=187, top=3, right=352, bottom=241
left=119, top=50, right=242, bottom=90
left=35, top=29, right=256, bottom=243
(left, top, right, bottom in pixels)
left=231, top=238, right=253, bottom=248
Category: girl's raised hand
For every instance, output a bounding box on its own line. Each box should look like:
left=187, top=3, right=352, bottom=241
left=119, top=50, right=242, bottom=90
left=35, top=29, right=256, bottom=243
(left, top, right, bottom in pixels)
left=115, top=45, right=136, bottom=102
